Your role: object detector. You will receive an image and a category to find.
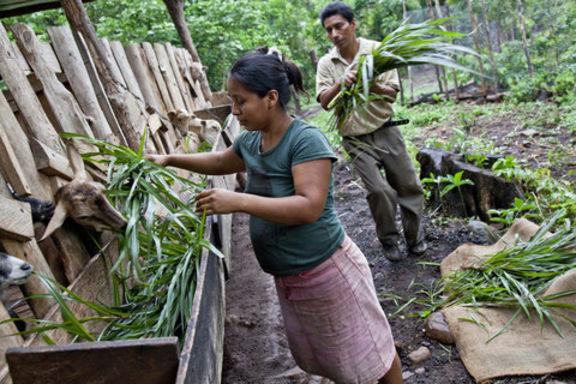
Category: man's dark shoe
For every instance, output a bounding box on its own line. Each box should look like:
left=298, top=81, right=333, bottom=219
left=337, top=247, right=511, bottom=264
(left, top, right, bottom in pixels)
left=409, top=241, right=428, bottom=256
left=383, top=244, right=403, bottom=262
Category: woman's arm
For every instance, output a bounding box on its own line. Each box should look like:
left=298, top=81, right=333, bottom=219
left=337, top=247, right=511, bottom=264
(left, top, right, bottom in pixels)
left=195, top=158, right=332, bottom=226
left=146, top=146, right=245, bottom=175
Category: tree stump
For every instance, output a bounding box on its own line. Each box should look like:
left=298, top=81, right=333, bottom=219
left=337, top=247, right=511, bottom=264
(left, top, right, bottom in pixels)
left=416, top=148, right=525, bottom=221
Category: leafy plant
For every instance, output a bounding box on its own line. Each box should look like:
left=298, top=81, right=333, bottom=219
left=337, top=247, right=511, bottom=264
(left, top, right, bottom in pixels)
left=439, top=171, right=475, bottom=217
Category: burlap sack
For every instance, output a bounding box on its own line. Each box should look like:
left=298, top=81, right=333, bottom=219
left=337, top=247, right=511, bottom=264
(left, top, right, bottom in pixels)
left=440, top=218, right=576, bottom=383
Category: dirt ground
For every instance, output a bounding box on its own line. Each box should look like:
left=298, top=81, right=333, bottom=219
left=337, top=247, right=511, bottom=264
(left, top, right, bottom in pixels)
left=221, top=98, right=576, bottom=384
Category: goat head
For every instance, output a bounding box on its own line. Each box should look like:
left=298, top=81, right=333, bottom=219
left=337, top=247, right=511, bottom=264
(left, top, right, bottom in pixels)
left=0, top=251, right=33, bottom=306
left=7, top=182, right=55, bottom=223
left=40, top=180, right=127, bottom=240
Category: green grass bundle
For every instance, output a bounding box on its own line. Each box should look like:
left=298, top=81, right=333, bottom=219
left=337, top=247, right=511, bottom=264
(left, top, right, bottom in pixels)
left=329, top=18, right=479, bottom=132
left=2, top=133, right=221, bottom=344
left=441, top=210, right=576, bottom=341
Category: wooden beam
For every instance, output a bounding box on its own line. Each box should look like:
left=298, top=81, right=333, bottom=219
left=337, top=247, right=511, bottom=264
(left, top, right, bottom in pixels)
left=0, top=196, right=33, bottom=242
left=30, top=139, right=74, bottom=180
left=7, top=338, right=179, bottom=384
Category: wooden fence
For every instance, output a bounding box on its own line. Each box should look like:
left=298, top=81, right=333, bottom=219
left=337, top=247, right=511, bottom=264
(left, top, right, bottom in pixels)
left=0, top=21, right=233, bottom=384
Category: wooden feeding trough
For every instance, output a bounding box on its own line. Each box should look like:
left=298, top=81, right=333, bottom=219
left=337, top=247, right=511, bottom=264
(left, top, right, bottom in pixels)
left=0, top=18, right=235, bottom=384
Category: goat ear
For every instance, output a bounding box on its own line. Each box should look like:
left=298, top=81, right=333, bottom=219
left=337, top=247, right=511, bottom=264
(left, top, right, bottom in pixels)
left=39, top=201, right=67, bottom=241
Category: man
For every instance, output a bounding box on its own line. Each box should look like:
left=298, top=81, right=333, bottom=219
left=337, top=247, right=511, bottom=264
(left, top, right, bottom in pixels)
left=316, top=1, right=426, bottom=261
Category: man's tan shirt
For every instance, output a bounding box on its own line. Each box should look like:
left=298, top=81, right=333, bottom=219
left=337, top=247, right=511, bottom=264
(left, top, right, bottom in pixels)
left=316, top=37, right=400, bottom=137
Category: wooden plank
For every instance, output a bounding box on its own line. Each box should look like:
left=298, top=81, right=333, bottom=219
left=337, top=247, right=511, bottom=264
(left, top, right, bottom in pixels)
left=71, top=30, right=126, bottom=147
left=0, top=303, right=22, bottom=384
left=0, top=92, right=52, bottom=200
left=142, top=42, right=174, bottom=113
left=101, top=39, right=128, bottom=90
left=174, top=49, right=204, bottom=111
left=0, top=119, right=31, bottom=197
left=30, top=139, right=74, bottom=180
left=154, top=43, right=186, bottom=112
left=109, top=40, right=144, bottom=101
left=0, top=197, right=33, bottom=242
left=1, top=239, right=56, bottom=319
left=165, top=43, right=193, bottom=112
left=0, top=23, right=65, bottom=156
left=47, top=26, right=113, bottom=141
left=175, top=218, right=225, bottom=384
left=124, top=43, right=164, bottom=113
left=7, top=337, right=180, bottom=384
left=11, top=23, right=95, bottom=139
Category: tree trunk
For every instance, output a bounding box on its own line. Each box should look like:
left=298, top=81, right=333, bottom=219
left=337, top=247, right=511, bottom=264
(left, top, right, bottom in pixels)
left=480, top=0, right=498, bottom=90
left=161, top=0, right=213, bottom=104
left=433, top=0, right=449, bottom=96
left=466, top=0, right=487, bottom=95
left=309, top=49, right=318, bottom=72
left=60, top=0, right=140, bottom=150
left=425, top=0, right=444, bottom=95
left=402, top=0, right=414, bottom=103
left=436, top=1, right=459, bottom=102
left=515, top=0, right=533, bottom=78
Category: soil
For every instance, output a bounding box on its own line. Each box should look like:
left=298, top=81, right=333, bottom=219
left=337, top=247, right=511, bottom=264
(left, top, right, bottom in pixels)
left=221, top=97, right=576, bottom=384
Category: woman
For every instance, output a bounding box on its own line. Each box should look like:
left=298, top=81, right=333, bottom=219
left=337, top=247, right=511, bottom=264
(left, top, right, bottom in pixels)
left=146, top=52, right=402, bottom=384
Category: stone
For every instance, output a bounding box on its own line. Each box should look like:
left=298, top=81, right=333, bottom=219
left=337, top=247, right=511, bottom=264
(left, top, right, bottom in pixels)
left=424, top=311, right=455, bottom=345
left=407, top=346, right=431, bottom=364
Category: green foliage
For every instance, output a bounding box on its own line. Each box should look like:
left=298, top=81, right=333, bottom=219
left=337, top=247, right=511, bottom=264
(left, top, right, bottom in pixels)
left=488, top=156, right=576, bottom=227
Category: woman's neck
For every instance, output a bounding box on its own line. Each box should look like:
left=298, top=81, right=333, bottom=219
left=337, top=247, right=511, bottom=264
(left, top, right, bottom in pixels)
left=260, top=112, right=294, bottom=152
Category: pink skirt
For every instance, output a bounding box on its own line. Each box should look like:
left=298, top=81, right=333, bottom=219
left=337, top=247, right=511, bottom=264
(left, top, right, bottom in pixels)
left=274, top=236, right=396, bottom=384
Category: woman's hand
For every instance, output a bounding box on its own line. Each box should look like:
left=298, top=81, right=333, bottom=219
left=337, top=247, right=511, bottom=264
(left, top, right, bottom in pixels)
left=145, top=154, right=170, bottom=167
left=195, top=188, right=241, bottom=216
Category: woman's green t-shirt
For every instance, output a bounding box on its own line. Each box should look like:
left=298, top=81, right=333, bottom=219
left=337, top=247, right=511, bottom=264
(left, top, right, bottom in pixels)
left=233, top=119, right=345, bottom=276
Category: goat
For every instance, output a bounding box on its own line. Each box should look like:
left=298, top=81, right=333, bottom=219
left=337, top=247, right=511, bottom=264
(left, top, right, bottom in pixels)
left=0, top=252, right=33, bottom=332
left=7, top=182, right=55, bottom=223
left=40, top=141, right=128, bottom=240
left=0, top=252, right=33, bottom=308
left=168, top=108, right=221, bottom=146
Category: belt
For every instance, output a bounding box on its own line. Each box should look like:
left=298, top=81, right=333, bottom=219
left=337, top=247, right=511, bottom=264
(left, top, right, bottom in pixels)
left=381, top=119, right=410, bottom=128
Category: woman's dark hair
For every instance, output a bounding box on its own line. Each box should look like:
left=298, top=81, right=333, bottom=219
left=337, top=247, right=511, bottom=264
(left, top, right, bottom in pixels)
left=229, top=49, right=306, bottom=108
left=320, top=1, right=354, bottom=26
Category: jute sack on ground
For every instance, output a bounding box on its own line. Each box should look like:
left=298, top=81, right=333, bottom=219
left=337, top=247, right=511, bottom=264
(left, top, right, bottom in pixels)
left=439, top=218, right=576, bottom=383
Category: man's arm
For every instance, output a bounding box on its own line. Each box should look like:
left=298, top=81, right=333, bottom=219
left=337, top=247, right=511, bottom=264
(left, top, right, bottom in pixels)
left=318, top=71, right=358, bottom=110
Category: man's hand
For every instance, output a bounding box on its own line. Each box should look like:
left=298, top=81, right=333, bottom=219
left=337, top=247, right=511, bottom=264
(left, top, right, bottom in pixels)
left=343, top=70, right=357, bottom=88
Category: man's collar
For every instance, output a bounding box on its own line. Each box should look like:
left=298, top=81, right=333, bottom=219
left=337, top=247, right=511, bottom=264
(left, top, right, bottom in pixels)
left=330, top=38, right=371, bottom=64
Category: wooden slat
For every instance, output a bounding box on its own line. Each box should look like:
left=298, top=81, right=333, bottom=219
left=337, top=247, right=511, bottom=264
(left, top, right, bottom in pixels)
left=0, top=23, right=65, bottom=156
left=7, top=338, right=180, bottom=384
left=0, top=303, right=23, bottom=384
left=124, top=43, right=164, bottom=113
left=109, top=40, right=144, bottom=101
left=0, top=119, right=31, bottom=197
left=30, top=139, right=74, bottom=180
left=165, top=43, right=193, bottom=112
left=175, top=218, right=225, bottom=384
left=71, top=30, right=127, bottom=147
left=142, top=42, right=174, bottom=113
left=11, top=23, right=94, bottom=139
left=154, top=43, right=186, bottom=112
left=0, top=91, right=52, bottom=200
left=0, top=196, right=33, bottom=242
left=47, top=26, right=113, bottom=141
left=101, top=39, right=128, bottom=90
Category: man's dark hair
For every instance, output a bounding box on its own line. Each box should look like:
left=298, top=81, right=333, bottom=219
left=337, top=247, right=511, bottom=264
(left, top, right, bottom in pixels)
left=320, top=1, right=355, bottom=27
